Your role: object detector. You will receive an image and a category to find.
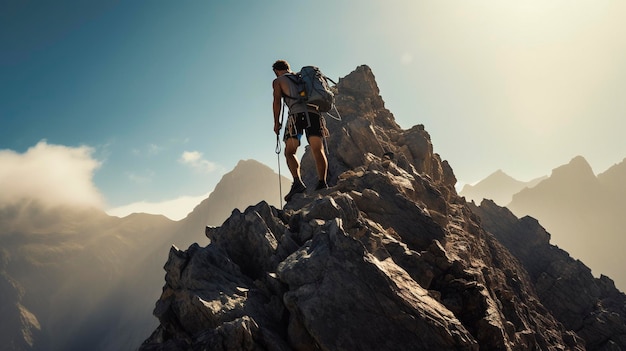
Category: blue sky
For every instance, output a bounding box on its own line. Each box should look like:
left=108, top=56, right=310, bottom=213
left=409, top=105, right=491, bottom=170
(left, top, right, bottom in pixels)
left=2, top=1, right=626, bottom=220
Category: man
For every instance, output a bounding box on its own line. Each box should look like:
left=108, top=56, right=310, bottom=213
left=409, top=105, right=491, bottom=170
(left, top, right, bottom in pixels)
left=272, top=59, right=328, bottom=202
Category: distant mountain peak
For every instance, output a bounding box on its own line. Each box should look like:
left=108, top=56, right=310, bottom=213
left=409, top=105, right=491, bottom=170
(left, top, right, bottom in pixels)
left=233, top=158, right=268, bottom=170
left=548, top=155, right=596, bottom=184
left=460, top=169, right=528, bottom=206
left=561, top=155, right=591, bottom=170
left=511, top=155, right=599, bottom=206
left=485, top=169, right=516, bottom=182
left=176, top=159, right=291, bottom=245
left=492, top=168, right=507, bottom=175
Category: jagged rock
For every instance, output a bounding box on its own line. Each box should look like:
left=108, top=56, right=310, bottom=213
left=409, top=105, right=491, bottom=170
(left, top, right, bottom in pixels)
left=277, top=218, right=476, bottom=350
left=205, top=202, right=284, bottom=280
left=139, top=65, right=622, bottom=350
left=302, top=65, right=455, bottom=199
left=470, top=199, right=626, bottom=350
left=142, top=240, right=291, bottom=351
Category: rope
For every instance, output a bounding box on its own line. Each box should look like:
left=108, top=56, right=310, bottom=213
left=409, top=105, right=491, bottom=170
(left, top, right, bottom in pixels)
left=320, top=114, right=330, bottom=157
left=324, top=103, right=342, bottom=121
left=275, top=102, right=287, bottom=209
left=275, top=134, right=283, bottom=209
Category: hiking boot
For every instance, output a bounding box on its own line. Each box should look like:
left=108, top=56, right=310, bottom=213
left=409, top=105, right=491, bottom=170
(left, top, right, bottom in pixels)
left=315, top=180, right=328, bottom=191
left=284, top=180, right=306, bottom=202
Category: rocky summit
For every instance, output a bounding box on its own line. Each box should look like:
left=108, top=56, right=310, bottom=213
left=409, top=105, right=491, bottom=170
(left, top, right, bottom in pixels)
left=139, top=66, right=625, bottom=351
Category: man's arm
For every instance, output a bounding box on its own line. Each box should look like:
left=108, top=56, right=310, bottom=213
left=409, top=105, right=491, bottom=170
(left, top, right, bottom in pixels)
left=272, top=78, right=283, bottom=135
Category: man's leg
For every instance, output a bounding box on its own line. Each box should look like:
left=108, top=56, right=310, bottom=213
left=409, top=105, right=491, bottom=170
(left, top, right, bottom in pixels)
left=284, top=137, right=301, bottom=181
left=284, top=137, right=306, bottom=201
left=308, top=136, right=328, bottom=188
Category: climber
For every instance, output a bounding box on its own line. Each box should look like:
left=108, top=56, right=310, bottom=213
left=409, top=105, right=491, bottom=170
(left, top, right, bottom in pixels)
left=272, top=59, right=328, bottom=202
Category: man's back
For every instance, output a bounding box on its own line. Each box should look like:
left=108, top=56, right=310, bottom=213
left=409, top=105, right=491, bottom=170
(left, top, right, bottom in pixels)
left=277, top=73, right=310, bottom=115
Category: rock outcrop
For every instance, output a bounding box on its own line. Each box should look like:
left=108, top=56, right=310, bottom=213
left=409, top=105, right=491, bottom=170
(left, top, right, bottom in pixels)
left=172, top=159, right=292, bottom=249
left=470, top=199, right=626, bottom=350
left=140, top=65, right=625, bottom=350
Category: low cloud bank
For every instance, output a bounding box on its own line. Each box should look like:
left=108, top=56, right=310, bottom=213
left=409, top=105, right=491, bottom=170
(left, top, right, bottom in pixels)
left=106, top=193, right=209, bottom=221
left=0, top=141, right=104, bottom=208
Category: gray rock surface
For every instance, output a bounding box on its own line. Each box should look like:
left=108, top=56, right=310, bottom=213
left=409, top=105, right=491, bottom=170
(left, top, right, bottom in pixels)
left=139, top=66, right=611, bottom=351
left=470, top=199, right=626, bottom=350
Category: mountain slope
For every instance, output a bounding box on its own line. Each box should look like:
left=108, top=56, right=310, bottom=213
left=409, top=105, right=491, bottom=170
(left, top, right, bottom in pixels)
left=470, top=199, right=626, bottom=350
left=172, top=159, right=292, bottom=249
left=0, top=269, right=40, bottom=351
left=507, top=155, right=626, bottom=290
left=598, top=157, right=626, bottom=200
left=510, top=155, right=602, bottom=212
left=140, top=65, right=626, bottom=350
left=0, top=202, right=176, bottom=351
left=460, top=169, right=545, bottom=206
left=0, top=159, right=291, bottom=351
left=195, top=159, right=291, bottom=226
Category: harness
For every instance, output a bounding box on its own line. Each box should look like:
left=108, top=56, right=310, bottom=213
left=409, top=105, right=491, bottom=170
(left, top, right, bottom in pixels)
left=279, top=74, right=331, bottom=151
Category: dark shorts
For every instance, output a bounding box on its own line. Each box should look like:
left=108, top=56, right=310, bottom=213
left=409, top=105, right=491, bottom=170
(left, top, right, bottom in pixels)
left=284, top=111, right=323, bottom=142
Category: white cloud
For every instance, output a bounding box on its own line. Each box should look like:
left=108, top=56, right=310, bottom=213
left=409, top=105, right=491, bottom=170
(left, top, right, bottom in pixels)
left=0, top=140, right=104, bottom=208
left=180, top=150, right=202, bottom=163
left=179, top=150, right=217, bottom=173
left=106, top=192, right=210, bottom=221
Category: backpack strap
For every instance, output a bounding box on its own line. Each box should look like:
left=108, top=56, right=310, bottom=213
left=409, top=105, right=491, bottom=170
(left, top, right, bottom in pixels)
left=282, top=74, right=304, bottom=101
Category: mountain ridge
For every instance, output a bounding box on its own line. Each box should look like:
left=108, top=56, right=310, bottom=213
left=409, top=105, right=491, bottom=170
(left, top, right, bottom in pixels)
left=3, top=65, right=625, bottom=351
left=469, top=199, right=626, bottom=350
left=461, top=154, right=626, bottom=291
left=139, top=65, right=626, bottom=350
left=508, top=155, right=626, bottom=290
left=0, top=158, right=291, bottom=351
left=460, top=169, right=545, bottom=206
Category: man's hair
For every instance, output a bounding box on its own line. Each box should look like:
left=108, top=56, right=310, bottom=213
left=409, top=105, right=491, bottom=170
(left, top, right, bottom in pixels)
left=272, top=60, right=290, bottom=71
